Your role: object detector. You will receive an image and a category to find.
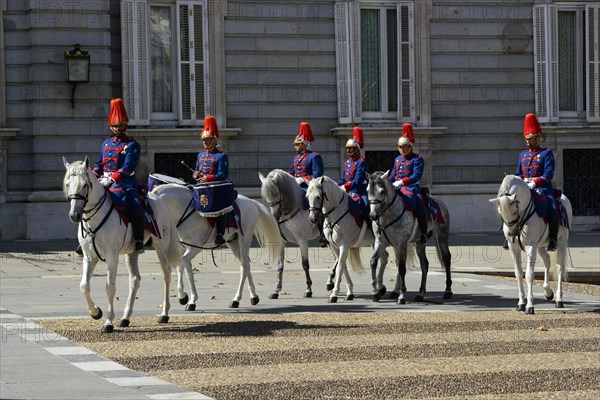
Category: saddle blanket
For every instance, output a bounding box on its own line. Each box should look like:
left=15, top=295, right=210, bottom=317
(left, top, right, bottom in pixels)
left=347, top=192, right=366, bottom=228
left=206, top=202, right=244, bottom=235
left=396, top=187, right=445, bottom=225
left=532, top=189, right=569, bottom=228
left=107, top=186, right=161, bottom=238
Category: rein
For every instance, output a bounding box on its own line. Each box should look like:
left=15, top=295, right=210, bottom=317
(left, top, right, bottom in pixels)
left=501, top=191, right=536, bottom=252
left=370, top=188, right=407, bottom=244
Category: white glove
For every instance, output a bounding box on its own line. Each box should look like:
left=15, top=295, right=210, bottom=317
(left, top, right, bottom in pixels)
left=295, top=177, right=305, bottom=185
left=392, top=180, right=403, bottom=188
left=100, top=177, right=114, bottom=187
left=527, top=181, right=536, bottom=190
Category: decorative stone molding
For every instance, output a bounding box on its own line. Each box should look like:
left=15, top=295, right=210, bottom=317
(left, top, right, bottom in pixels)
left=0, top=129, right=18, bottom=203
left=331, top=126, right=446, bottom=186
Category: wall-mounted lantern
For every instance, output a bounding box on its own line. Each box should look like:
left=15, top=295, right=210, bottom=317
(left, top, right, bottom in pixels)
left=64, top=44, right=90, bottom=108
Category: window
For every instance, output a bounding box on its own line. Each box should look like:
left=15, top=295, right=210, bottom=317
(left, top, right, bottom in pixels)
left=121, top=0, right=209, bottom=126
left=534, top=3, right=600, bottom=123
left=335, top=1, right=415, bottom=124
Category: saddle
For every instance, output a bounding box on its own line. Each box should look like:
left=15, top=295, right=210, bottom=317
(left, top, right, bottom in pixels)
left=107, top=185, right=161, bottom=238
left=394, top=186, right=445, bottom=224
left=531, top=188, right=569, bottom=228
left=205, top=202, right=244, bottom=235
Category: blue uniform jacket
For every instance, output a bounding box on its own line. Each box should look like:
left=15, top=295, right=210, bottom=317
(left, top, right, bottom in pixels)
left=516, top=146, right=554, bottom=192
left=93, top=135, right=140, bottom=188
left=389, top=152, right=424, bottom=192
left=195, top=148, right=229, bottom=182
left=289, top=151, right=324, bottom=184
left=338, top=157, right=368, bottom=196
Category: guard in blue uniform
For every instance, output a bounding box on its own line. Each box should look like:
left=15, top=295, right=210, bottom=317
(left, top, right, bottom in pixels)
left=389, top=124, right=428, bottom=244
left=93, top=98, right=145, bottom=252
left=289, top=122, right=328, bottom=247
left=515, top=113, right=558, bottom=251
left=193, top=116, right=229, bottom=245
left=338, top=126, right=368, bottom=217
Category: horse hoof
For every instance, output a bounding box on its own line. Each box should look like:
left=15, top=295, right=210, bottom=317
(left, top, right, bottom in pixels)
left=398, top=298, right=406, bottom=305
left=328, top=296, right=338, bottom=303
left=229, top=301, right=240, bottom=308
left=345, top=294, right=354, bottom=301
left=304, top=292, right=312, bottom=298
left=378, top=286, right=387, bottom=296
left=443, top=291, right=453, bottom=300
left=185, top=304, right=196, bottom=311
left=556, top=301, right=564, bottom=308
left=326, top=283, right=334, bottom=291
left=157, top=315, right=169, bottom=324
left=250, top=296, right=260, bottom=306
left=545, top=293, right=554, bottom=301
left=372, top=294, right=381, bottom=302
left=101, top=325, right=114, bottom=333
left=414, top=295, right=424, bottom=302
left=269, top=293, right=279, bottom=300
left=389, top=292, right=400, bottom=300
left=516, top=304, right=526, bottom=312
left=525, top=307, right=535, bottom=314
left=118, top=319, right=130, bottom=328
left=179, top=294, right=189, bottom=305
left=91, top=307, right=102, bottom=320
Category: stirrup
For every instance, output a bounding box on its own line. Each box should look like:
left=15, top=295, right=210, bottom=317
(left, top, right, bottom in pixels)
left=546, top=239, right=557, bottom=252
left=134, top=240, right=145, bottom=253
left=215, top=233, right=226, bottom=246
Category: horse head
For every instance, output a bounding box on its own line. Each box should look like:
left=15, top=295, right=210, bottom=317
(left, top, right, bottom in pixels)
left=367, top=170, right=394, bottom=219
left=63, top=156, right=100, bottom=223
left=489, top=175, right=529, bottom=237
left=259, top=169, right=301, bottom=220
left=306, top=176, right=326, bottom=224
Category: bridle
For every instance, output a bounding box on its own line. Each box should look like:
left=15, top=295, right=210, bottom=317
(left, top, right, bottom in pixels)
left=368, top=180, right=407, bottom=243
left=499, top=191, right=535, bottom=251
left=309, top=181, right=347, bottom=231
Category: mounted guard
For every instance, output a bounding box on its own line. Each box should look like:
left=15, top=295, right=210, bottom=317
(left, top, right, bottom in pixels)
left=389, top=123, right=428, bottom=244
left=338, top=126, right=369, bottom=220
left=192, top=116, right=232, bottom=246
left=92, top=98, right=145, bottom=252
left=515, top=113, right=559, bottom=252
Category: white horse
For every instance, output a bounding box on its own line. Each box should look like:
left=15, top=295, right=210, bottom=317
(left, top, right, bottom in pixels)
left=258, top=169, right=324, bottom=299
left=489, top=175, right=572, bottom=313
left=63, top=157, right=181, bottom=333
left=367, top=171, right=453, bottom=304
left=152, top=183, right=284, bottom=308
left=306, top=176, right=389, bottom=303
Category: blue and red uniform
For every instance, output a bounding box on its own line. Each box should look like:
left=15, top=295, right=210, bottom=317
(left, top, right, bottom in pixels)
left=93, top=135, right=142, bottom=215
left=389, top=152, right=426, bottom=215
left=516, top=146, right=557, bottom=222
left=195, top=148, right=228, bottom=182
left=289, top=150, right=324, bottom=189
left=338, top=156, right=368, bottom=213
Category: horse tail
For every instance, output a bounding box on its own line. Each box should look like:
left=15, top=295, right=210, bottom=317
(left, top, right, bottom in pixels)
left=254, top=201, right=285, bottom=265
left=348, top=247, right=363, bottom=273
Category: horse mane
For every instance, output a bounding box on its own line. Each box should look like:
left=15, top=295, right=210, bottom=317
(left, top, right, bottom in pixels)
left=262, top=169, right=302, bottom=214
left=63, top=160, right=92, bottom=198
left=498, top=174, right=526, bottom=197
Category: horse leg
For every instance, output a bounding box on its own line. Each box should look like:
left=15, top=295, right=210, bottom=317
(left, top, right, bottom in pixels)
left=507, top=241, right=525, bottom=311
left=393, top=245, right=408, bottom=305
left=300, top=242, right=313, bottom=298
left=524, top=243, right=537, bottom=314
left=555, top=237, right=566, bottom=308
left=79, top=255, right=102, bottom=319
left=229, top=238, right=259, bottom=308
left=119, top=253, right=141, bottom=327
left=180, top=247, right=200, bottom=311
left=370, top=241, right=385, bottom=302
left=269, top=245, right=285, bottom=299
left=414, top=242, right=429, bottom=302
left=154, top=238, right=173, bottom=324
left=537, top=246, right=554, bottom=302
left=342, top=253, right=354, bottom=301
left=435, top=228, right=453, bottom=299
left=329, top=246, right=344, bottom=303
left=102, top=252, right=119, bottom=333
left=378, top=249, right=390, bottom=298
left=326, top=259, right=338, bottom=291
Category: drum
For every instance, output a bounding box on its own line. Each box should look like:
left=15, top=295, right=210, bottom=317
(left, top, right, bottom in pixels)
left=147, top=173, right=186, bottom=192
left=193, top=181, right=235, bottom=217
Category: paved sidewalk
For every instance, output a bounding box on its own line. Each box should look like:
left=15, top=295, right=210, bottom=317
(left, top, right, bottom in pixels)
left=1, top=233, right=598, bottom=399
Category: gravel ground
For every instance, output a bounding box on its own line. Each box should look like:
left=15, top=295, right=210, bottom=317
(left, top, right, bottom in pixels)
left=480, top=274, right=600, bottom=297
left=38, top=310, right=600, bottom=400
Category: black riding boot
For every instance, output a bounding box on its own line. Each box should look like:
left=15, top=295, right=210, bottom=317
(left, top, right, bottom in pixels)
left=318, top=217, right=329, bottom=248
left=215, top=215, right=226, bottom=246
left=132, top=211, right=145, bottom=253
left=547, top=218, right=559, bottom=252
left=417, top=211, right=428, bottom=244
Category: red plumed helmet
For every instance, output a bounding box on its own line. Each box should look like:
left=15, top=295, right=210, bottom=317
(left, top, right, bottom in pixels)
left=523, top=113, right=542, bottom=138
left=345, top=126, right=364, bottom=149
left=294, top=122, right=315, bottom=143
left=200, top=116, right=219, bottom=139
left=397, top=123, right=415, bottom=146
left=108, top=98, right=129, bottom=125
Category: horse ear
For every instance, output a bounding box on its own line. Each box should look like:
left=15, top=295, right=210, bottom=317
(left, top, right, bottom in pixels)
left=84, top=156, right=90, bottom=169
left=62, top=156, right=70, bottom=169
left=258, top=172, right=265, bottom=183
left=366, top=172, right=371, bottom=181
left=488, top=198, right=499, bottom=204
left=381, top=170, right=390, bottom=180
left=508, top=194, right=517, bottom=202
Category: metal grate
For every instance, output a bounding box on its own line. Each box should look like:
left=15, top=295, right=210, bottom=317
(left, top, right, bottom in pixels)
left=563, top=149, right=600, bottom=216
left=153, top=153, right=198, bottom=184
left=365, top=151, right=398, bottom=174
